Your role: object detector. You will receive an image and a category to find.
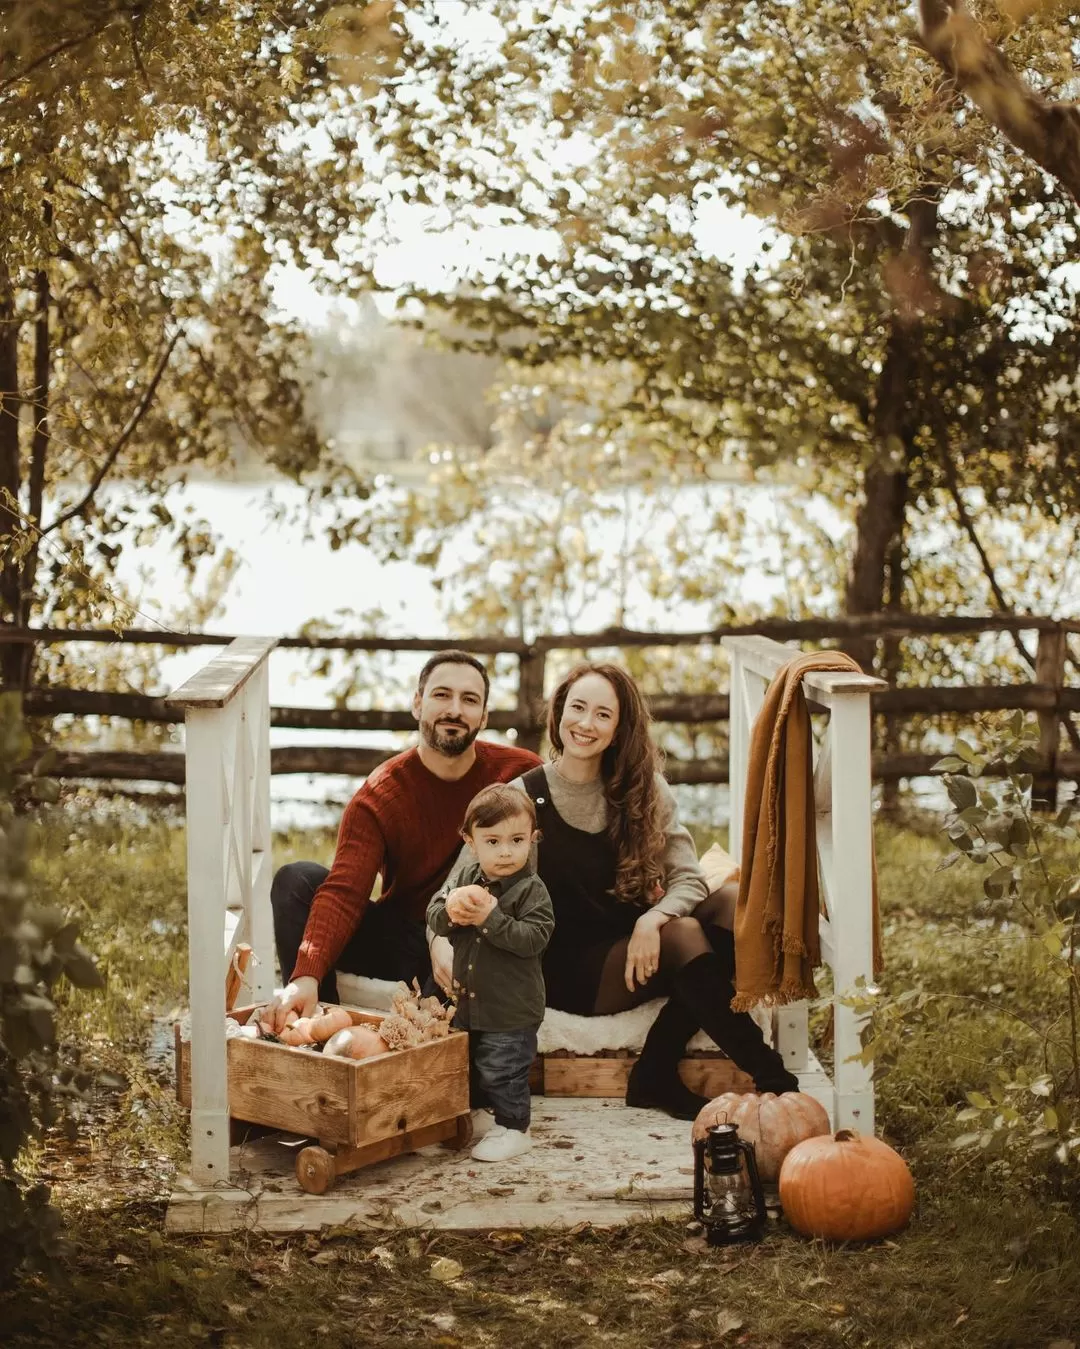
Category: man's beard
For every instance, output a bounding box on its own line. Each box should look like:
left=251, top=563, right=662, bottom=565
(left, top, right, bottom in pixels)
left=420, top=716, right=479, bottom=757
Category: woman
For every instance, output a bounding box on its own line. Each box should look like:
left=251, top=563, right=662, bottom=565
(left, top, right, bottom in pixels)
left=518, top=662, right=798, bottom=1119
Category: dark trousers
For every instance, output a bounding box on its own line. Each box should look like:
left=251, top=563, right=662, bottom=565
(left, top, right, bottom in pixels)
left=467, top=1028, right=537, bottom=1133
left=271, top=861, right=432, bottom=1005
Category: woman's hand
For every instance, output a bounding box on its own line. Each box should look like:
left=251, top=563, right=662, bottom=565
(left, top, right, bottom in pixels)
left=624, top=909, right=671, bottom=991
left=429, top=934, right=454, bottom=996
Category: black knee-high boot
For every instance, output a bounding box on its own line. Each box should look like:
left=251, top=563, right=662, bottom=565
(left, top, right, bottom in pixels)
left=671, top=951, right=799, bottom=1095
left=625, top=997, right=711, bottom=1121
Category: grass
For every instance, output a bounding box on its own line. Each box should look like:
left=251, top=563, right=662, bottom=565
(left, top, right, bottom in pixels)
left=4, top=808, right=1080, bottom=1348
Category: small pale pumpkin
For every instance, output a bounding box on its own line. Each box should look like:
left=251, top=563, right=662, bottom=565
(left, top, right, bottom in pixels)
left=691, top=1091, right=830, bottom=1182
left=323, top=1024, right=390, bottom=1060
left=778, top=1129, right=915, bottom=1241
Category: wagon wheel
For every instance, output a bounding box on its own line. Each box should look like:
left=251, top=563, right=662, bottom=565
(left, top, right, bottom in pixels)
left=441, top=1113, right=474, bottom=1151
left=296, top=1145, right=336, bottom=1195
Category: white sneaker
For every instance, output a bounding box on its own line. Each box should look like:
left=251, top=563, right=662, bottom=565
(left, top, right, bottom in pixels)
left=470, top=1125, right=533, bottom=1162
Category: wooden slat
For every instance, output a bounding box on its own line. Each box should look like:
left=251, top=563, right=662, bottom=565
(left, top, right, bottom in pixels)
left=165, top=636, right=278, bottom=710
left=540, top=1054, right=754, bottom=1098
left=2, top=613, right=1073, bottom=654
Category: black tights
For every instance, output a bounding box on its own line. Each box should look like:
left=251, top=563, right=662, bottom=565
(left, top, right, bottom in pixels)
left=591, top=887, right=732, bottom=1016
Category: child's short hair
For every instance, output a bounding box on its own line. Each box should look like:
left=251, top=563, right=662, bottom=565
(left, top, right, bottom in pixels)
left=461, top=783, right=536, bottom=835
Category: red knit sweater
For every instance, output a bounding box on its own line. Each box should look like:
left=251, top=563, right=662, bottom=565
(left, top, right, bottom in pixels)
left=291, top=739, right=542, bottom=981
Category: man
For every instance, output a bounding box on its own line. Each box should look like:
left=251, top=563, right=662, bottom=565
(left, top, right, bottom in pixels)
left=266, top=650, right=541, bottom=1030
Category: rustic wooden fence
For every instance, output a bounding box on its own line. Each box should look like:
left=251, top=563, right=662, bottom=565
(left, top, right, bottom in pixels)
left=1, top=613, right=1078, bottom=794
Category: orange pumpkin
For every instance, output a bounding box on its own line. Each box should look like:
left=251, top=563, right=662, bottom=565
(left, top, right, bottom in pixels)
left=691, top=1091, right=830, bottom=1182
left=322, top=1024, right=390, bottom=1060
left=778, top=1129, right=915, bottom=1241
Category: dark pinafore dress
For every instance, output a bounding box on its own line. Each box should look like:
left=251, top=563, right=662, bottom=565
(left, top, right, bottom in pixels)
left=521, top=765, right=647, bottom=1015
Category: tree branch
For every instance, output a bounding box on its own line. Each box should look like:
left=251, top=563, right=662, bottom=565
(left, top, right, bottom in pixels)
left=918, top=0, right=1080, bottom=203
left=40, top=329, right=180, bottom=538
left=0, top=7, right=138, bottom=95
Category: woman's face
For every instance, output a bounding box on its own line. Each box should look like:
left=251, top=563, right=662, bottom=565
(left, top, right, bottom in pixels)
left=559, top=673, right=620, bottom=763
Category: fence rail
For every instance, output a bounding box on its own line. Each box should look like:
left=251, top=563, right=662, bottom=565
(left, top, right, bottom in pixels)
left=3, top=613, right=1078, bottom=795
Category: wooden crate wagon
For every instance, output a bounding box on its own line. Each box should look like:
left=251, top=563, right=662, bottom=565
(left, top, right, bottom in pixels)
left=175, top=1004, right=471, bottom=1194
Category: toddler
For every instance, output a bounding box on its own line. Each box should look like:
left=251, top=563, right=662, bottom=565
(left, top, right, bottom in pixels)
left=427, top=783, right=554, bottom=1162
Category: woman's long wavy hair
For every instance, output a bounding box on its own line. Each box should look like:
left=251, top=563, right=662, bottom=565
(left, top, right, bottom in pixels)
left=547, top=662, right=666, bottom=906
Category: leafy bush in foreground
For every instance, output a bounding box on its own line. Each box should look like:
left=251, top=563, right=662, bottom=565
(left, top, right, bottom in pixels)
left=0, top=694, right=102, bottom=1286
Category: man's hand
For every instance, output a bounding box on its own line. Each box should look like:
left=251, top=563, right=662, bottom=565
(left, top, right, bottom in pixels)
left=625, top=909, right=670, bottom=991
left=429, top=934, right=454, bottom=996
left=445, top=884, right=495, bottom=926
left=263, top=976, right=319, bottom=1032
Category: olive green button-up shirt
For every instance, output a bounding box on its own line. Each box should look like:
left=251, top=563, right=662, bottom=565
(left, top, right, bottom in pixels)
left=426, top=858, right=554, bottom=1032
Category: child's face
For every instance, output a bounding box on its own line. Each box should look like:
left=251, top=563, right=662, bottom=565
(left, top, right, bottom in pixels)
left=467, top=812, right=535, bottom=879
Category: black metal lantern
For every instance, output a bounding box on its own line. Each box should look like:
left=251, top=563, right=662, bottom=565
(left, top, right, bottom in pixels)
left=693, top=1122, right=767, bottom=1245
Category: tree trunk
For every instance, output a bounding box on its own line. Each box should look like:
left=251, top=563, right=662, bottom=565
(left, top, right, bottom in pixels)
left=844, top=325, right=914, bottom=674
left=0, top=261, right=24, bottom=689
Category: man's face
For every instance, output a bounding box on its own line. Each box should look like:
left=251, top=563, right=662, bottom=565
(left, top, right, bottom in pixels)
left=413, top=662, right=488, bottom=757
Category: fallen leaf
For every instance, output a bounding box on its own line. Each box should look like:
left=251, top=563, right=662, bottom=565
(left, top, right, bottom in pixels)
left=423, top=1314, right=457, bottom=1332
left=113, top=1254, right=135, bottom=1267
left=565, top=1256, right=584, bottom=1267
left=367, top=1245, right=395, bottom=1270
left=801, top=1275, right=829, bottom=1289
left=420, top=1199, right=443, bottom=1212
left=682, top=1237, right=708, bottom=1256
left=651, top=1269, right=685, bottom=1287
left=568, top=1221, right=591, bottom=1235
left=430, top=1257, right=464, bottom=1283
left=954, top=1311, right=969, bottom=1327
left=224, top=1304, right=248, bottom=1318
left=310, top=1249, right=338, bottom=1265
left=552, top=1140, right=575, bottom=1149
left=581, top=1313, right=599, bottom=1326
left=716, top=1309, right=744, bottom=1337
left=487, top=1186, right=515, bottom=1196
left=828, top=1304, right=847, bottom=1316
left=490, top=1231, right=525, bottom=1246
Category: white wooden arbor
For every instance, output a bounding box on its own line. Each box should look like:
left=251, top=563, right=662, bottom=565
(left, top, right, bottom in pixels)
left=167, top=632, right=884, bottom=1199
left=724, top=634, right=886, bottom=1132
left=166, top=637, right=278, bottom=1186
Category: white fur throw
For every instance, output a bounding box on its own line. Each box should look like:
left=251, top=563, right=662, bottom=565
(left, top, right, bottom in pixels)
left=334, top=973, right=772, bottom=1054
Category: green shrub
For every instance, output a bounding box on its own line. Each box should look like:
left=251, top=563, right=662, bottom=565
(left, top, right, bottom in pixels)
left=0, top=693, right=102, bottom=1286
left=857, top=712, right=1080, bottom=1186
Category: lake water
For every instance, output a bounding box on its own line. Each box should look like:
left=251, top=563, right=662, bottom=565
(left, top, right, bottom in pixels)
left=96, top=475, right=837, bottom=827
left=92, top=471, right=1051, bottom=827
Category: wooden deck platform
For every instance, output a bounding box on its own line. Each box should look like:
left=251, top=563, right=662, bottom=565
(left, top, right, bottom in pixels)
left=164, top=1067, right=826, bottom=1235
left=167, top=1097, right=702, bottom=1234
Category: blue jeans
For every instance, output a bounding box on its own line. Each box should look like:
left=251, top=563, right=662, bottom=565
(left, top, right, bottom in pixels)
left=469, top=1028, right=537, bottom=1133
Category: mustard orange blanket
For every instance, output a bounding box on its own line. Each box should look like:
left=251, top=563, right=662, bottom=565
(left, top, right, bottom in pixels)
left=732, top=651, right=882, bottom=1011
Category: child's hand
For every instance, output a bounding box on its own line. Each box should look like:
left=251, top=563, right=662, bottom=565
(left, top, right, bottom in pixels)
left=445, top=884, right=493, bottom=925
left=469, top=889, right=498, bottom=924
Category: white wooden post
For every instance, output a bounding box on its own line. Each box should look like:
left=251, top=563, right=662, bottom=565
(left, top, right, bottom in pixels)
left=722, top=636, right=884, bottom=1130
left=825, top=691, right=876, bottom=1132
left=727, top=647, right=748, bottom=864
left=166, top=636, right=278, bottom=1186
